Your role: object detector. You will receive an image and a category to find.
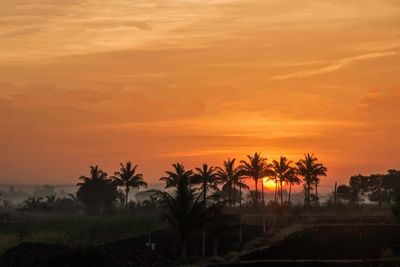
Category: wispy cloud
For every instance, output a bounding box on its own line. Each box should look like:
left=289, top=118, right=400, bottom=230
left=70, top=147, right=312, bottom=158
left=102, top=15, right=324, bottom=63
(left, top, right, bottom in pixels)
left=273, top=51, right=398, bottom=80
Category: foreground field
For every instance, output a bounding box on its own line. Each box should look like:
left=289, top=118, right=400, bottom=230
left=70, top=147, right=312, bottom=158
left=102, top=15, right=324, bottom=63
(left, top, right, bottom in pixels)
left=1, top=207, right=400, bottom=266
left=0, top=211, right=163, bottom=256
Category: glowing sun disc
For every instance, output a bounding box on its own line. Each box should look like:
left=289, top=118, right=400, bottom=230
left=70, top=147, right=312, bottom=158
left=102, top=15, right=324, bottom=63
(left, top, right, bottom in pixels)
left=262, top=178, right=276, bottom=191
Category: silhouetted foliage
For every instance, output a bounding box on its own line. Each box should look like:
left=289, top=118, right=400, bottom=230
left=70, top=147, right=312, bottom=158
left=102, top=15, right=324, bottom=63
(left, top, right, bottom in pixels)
left=240, top=153, right=270, bottom=207
left=159, top=163, right=193, bottom=188
left=297, top=153, right=327, bottom=206
left=336, top=185, right=351, bottom=203
left=112, top=162, right=147, bottom=211
left=348, top=170, right=400, bottom=205
left=192, top=163, right=218, bottom=208
left=154, top=163, right=223, bottom=258
left=247, top=190, right=261, bottom=207
left=271, top=156, right=297, bottom=205
left=216, top=159, right=248, bottom=207
left=77, top=166, right=119, bottom=214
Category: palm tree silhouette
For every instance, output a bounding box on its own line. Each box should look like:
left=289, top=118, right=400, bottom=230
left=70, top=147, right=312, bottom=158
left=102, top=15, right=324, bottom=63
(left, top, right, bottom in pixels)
left=77, top=165, right=118, bottom=214
left=216, top=159, right=248, bottom=207
left=113, top=162, right=147, bottom=211
left=192, top=164, right=218, bottom=208
left=271, top=156, right=296, bottom=205
left=154, top=163, right=220, bottom=258
left=160, top=163, right=193, bottom=188
left=240, top=153, right=269, bottom=207
left=296, top=154, right=327, bottom=205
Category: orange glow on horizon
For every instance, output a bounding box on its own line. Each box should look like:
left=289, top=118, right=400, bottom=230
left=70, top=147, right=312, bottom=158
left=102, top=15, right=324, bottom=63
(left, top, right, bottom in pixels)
left=263, top=177, right=287, bottom=191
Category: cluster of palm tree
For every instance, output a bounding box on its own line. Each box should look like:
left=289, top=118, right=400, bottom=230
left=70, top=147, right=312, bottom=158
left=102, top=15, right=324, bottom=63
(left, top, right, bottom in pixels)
left=296, top=154, right=327, bottom=205
left=153, top=163, right=223, bottom=257
left=76, top=162, right=147, bottom=214
left=76, top=153, right=327, bottom=214
left=156, top=152, right=327, bottom=209
left=152, top=153, right=326, bottom=258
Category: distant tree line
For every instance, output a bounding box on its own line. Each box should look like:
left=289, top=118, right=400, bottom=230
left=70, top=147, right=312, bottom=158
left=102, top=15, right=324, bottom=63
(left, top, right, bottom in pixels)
left=336, top=170, right=400, bottom=206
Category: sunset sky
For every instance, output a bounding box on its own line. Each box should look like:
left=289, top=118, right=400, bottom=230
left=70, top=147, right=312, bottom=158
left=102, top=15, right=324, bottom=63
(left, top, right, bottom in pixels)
left=0, top=0, right=399, bottom=191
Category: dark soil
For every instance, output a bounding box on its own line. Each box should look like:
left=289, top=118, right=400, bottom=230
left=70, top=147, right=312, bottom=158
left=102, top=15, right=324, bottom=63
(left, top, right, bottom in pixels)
left=240, top=224, right=400, bottom=261
left=208, top=259, right=400, bottom=267
left=0, top=242, right=170, bottom=267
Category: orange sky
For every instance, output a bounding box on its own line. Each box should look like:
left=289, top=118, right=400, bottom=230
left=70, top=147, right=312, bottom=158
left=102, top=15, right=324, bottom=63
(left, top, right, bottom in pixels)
left=0, top=0, right=399, bottom=191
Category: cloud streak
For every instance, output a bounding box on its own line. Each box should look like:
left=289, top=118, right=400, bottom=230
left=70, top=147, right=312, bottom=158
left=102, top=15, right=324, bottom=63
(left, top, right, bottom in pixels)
left=273, top=51, right=399, bottom=80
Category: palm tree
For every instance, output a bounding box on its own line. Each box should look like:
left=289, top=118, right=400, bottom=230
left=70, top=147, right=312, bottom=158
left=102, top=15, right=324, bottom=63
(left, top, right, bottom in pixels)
left=216, top=159, right=248, bottom=207
left=286, top=173, right=301, bottom=203
left=154, top=163, right=221, bottom=258
left=160, top=163, right=193, bottom=188
left=192, top=164, right=218, bottom=208
left=296, top=154, right=327, bottom=206
left=77, top=165, right=119, bottom=214
left=271, top=156, right=296, bottom=205
left=240, top=153, right=269, bottom=207
left=113, top=162, right=147, bottom=211
left=192, top=164, right=218, bottom=257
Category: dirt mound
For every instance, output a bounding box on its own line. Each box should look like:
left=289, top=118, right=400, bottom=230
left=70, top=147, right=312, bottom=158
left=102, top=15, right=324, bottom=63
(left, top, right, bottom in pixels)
left=0, top=242, right=170, bottom=267
left=0, top=243, right=73, bottom=267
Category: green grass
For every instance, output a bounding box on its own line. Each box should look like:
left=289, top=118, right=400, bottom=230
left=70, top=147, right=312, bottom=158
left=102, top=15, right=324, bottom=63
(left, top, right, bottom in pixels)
left=0, top=212, right=165, bottom=255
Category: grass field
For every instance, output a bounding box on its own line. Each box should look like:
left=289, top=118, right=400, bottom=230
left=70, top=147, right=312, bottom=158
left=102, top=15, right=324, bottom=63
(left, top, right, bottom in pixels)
left=0, top=211, right=164, bottom=255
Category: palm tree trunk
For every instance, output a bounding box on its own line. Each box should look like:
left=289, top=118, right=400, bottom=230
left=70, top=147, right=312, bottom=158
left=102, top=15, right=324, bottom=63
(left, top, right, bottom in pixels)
left=230, top=183, right=233, bottom=207
left=239, top=223, right=242, bottom=242
left=280, top=180, right=283, bottom=205
left=274, top=182, right=277, bottom=202
left=203, top=180, right=207, bottom=208
left=254, top=179, right=258, bottom=207
left=261, top=180, right=265, bottom=206
left=213, top=237, right=218, bottom=257
left=315, top=182, right=318, bottom=206
left=202, top=230, right=206, bottom=257
left=181, top=240, right=187, bottom=258
left=288, top=183, right=292, bottom=202
left=239, top=181, right=242, bottom=207
left=232, top=183, right=236, bottom=206
left=125, top=187, right=129, bottom=212
left=306, top=180, right=310, bottom=206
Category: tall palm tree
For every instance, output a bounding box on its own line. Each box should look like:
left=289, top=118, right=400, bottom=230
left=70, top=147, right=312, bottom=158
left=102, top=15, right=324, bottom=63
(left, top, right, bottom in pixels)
left=192, top=164, right=218, bottom=257
left=192, top=164, right=218, bottom=208
left=77, top=165, right=119, bottom=214
left=160, top=163, right=193, bottom=188
left=296, top=153, right=327, bottom=206
left=154, top=164, right=221, bottom=258
left=216, top=159, right=248, bottom=207
left=271, top=156, right=296, bottom=205
left=240, top=153, right=269, bottom=207
left=113, top=162, right=147, bottom=211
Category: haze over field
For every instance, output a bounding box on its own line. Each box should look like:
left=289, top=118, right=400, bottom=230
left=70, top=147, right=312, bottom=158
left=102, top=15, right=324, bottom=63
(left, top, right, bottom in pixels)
left=0, top=0, right=399, bottom=189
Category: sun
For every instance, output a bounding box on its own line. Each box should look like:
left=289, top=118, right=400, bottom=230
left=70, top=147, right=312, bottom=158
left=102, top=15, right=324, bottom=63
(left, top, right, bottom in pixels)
left=262, top=177, right=277, bottom=191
